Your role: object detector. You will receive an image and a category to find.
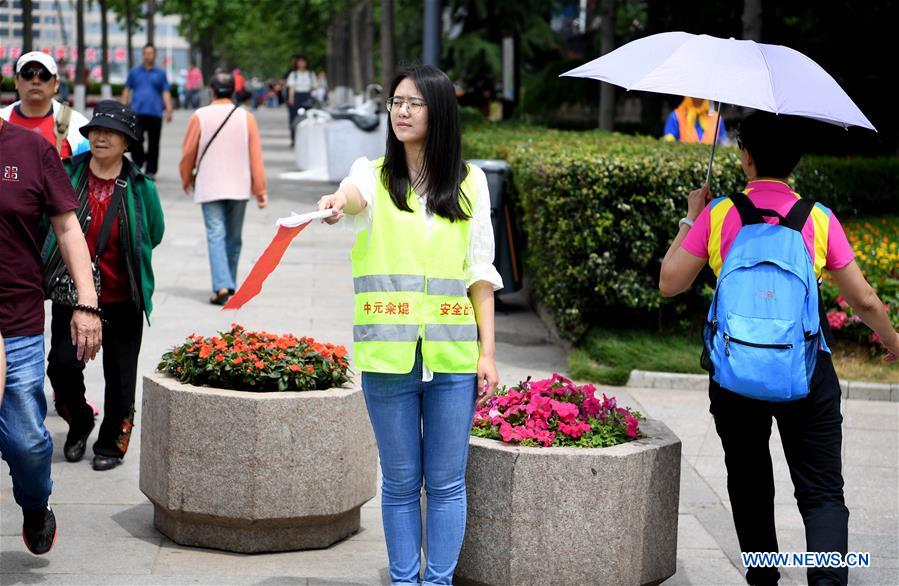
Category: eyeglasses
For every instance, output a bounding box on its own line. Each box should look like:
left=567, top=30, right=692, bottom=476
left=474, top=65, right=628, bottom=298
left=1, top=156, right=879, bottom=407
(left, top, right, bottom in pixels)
left=19, top=67, right=54, bottom=82
left=736, top=134, right=744, bottom=150
left=386, top=97, right=427, bottom=114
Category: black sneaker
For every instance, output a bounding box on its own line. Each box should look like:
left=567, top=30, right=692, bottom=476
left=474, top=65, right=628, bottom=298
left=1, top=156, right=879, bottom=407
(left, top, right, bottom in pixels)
left=22, top=505, right=57, bottom=555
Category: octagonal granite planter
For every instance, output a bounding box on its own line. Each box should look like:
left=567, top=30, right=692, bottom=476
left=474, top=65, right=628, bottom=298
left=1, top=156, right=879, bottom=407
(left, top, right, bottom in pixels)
left=455, top=418, right=681, bottom=586
left=139, top=372, right=377, bottom=553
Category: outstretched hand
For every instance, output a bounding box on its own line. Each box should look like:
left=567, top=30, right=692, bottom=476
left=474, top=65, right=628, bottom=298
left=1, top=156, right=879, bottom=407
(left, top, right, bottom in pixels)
left=317, top=191, right=347, bottom=224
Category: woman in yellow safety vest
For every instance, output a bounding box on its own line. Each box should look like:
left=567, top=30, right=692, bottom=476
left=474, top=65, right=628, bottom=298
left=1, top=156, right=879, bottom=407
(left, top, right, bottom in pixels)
left=317, top=64, right=502, bottom=584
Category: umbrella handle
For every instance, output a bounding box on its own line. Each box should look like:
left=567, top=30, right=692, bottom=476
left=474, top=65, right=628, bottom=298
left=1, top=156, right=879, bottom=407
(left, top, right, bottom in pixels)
left=705, top=102, right=723, bottom=187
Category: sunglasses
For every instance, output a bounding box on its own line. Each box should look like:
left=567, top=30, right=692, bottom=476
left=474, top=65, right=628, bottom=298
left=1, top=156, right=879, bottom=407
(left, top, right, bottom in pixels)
left=19, top=67, right=54, bottom=82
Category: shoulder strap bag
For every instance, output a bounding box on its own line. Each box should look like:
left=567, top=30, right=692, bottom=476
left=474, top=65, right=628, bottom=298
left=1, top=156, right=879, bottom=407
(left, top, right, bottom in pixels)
left=190, top=105, right=240, bottom=189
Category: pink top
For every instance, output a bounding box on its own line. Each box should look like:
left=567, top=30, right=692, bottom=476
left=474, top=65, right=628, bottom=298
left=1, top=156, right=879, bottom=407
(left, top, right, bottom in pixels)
left=185, top=67, right=203, bottom=90
left=682, top=180, right=855, bottom=276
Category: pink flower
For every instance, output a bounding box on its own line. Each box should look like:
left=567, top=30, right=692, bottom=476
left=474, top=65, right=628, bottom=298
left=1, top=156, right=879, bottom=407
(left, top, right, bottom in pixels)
left=836, top=295, right=848, bottom=309
left=871, top=331, right=881, bottom=345
left=826, top=310, right=848, bottom=331
left=524, top=394, right=552, bottom=419
left=625, top=414, right=640, bottom=438
left=581, top=394, right=601, bottom=418
left=558, top=421, right=591, bottom=439
left=550, top=400, right=580, bottom=422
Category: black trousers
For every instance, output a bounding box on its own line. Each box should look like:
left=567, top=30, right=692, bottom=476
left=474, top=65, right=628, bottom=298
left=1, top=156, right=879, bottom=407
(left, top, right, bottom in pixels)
left=133, top=114, right=163, bottom=175
left=709, top=352, right=849, bottom=586
left=47, top=302, right=143, bottom=458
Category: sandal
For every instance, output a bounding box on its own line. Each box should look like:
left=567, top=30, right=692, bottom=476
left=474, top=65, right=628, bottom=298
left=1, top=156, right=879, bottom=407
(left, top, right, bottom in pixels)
left=209, top=289, right=231, bottom=306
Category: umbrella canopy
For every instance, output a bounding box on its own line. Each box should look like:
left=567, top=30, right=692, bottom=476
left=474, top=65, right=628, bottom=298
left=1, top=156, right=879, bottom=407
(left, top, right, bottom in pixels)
left=562, top=31, right=875, bottom=131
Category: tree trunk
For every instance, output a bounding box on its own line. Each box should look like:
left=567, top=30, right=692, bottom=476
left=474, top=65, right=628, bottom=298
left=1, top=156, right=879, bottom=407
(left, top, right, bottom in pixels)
left=125, top=0, right=134, bottom=70
left=350, top=2, right=364, bottom=94
left=362, top=0, right=375, bottom=89
left=100, top=0, right=111, bottom=98
left=200, top=31, right=214, bottom=85
left=598, top=0, right=616, bottom=131
left=640, top=0, right=663, bottom=131
left=22, top=0, right=33, bottom=53
left=423, top=0, right=441, bottom=67
left=147, top=0, right=156, bottom=46
left=380, top=0, right=395, bottom=90
left=75, top=0, right=86, bottom=112
left=742, top=0, right=763, bottom=41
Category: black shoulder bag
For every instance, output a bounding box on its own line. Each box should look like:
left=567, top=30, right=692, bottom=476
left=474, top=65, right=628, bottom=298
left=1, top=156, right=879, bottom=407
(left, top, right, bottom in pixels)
left=48, top=165, right=129, bottom=306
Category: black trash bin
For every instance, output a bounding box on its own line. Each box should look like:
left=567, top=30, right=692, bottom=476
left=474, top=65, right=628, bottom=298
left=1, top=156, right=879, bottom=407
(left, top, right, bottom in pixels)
left=468, top=159, right=522, bottom=293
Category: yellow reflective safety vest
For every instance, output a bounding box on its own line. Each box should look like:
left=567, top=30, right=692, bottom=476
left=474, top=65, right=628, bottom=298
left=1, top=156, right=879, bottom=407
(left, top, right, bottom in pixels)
left=351, top=159, right=479, bottom=374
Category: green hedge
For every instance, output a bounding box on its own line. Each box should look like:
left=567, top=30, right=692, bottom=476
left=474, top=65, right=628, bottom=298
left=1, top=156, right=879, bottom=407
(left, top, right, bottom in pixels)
left=464, top=123, right=899, bottom=341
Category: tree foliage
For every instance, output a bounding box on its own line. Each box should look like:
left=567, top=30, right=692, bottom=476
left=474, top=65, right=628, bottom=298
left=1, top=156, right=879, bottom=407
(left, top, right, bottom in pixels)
left=161, top=0, right=336, bottom=79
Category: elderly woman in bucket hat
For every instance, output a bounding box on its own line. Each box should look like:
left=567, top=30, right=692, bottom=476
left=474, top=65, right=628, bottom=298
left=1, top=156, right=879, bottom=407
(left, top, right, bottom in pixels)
left=43, top=100, right=165, bottom=471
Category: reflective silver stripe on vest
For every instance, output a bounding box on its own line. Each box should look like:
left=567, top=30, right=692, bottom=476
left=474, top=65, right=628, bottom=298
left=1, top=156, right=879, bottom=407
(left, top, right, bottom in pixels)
left=424, top=324, right=478, bottom=342
left=426, top=278, right=467, bottom=297
left=354, top=324, right=421, bottom=342
left=354, top=274, right=425, bottom=294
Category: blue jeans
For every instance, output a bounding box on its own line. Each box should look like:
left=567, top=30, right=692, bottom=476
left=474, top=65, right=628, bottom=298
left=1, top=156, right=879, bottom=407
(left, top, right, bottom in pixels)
left=0, top=335, right=53, bottom=510
left=361, top=348, right=477, bottom=586
left=201, top=200, right=247, bottom=292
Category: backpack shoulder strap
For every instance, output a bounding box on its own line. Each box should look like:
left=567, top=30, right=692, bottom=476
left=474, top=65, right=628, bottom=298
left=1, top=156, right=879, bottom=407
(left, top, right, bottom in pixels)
left=728, top=192, right=763, bottom=225
left=783, top=198, right=815, bottom=232
left=55, top=103, right=72, bottom=153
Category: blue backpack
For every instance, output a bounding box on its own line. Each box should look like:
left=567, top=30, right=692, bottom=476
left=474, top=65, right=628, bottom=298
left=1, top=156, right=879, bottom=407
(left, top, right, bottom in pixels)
left=703, top=194, right=823, bottom=402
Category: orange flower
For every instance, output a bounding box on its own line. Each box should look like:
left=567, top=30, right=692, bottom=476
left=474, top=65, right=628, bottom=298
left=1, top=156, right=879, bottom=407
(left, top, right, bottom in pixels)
left=198, top=345, right=213, bottom=359
left=215, top=354, right=224, bottom=363
left=255, top=360, right=265, bottom=370
left=233, top=357, right=243, bottom=365
left=289, top=364, right=301, bottom=372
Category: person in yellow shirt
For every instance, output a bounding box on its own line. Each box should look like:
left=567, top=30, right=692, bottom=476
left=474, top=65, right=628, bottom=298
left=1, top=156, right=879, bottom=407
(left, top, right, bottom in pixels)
left=663, top=96, right=728, bottom=144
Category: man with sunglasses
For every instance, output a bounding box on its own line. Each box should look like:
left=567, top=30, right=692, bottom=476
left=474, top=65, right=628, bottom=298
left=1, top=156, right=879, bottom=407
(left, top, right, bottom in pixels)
left=0, top=52, right=90, bottom=159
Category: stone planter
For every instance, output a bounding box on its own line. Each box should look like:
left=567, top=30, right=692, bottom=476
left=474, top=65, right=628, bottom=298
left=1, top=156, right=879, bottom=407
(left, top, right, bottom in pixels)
left=456, top=418, right=681, bottom=586
left=139, top=372, right=377, bottom=553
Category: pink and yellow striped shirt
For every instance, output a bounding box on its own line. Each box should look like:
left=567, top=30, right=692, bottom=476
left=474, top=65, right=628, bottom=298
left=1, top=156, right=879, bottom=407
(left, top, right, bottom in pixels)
left=681, top=180, right=855, bottom=277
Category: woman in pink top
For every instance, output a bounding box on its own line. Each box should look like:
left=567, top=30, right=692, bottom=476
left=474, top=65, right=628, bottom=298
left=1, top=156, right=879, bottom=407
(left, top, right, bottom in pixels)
left=660, top=112, right=897, bottom=586
left=179, top=72, right=268, bottom=305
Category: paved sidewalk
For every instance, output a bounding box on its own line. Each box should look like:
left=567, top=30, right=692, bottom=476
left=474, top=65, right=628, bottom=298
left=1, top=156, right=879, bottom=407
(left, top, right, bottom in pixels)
left=1, top=109, right=897, bottom=585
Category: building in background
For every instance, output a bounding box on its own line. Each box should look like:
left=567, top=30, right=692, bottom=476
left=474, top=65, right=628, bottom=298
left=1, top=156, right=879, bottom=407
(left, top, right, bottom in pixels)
left=0, top=0, right=189, bottom=85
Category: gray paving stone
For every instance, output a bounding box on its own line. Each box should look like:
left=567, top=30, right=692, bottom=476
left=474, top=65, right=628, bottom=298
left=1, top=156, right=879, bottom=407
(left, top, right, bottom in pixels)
left=664, top=549, right=746, bottom=586
left=677, top=514, right=721, bottom=550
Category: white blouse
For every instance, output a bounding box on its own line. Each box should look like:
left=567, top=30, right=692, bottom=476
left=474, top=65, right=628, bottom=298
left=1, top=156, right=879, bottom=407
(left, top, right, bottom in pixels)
left=340, top=157, right=504, bottom=292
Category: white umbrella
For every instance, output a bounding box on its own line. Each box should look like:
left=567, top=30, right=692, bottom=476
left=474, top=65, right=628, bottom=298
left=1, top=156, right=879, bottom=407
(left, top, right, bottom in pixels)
left=562, top=32, right=875, bottom=181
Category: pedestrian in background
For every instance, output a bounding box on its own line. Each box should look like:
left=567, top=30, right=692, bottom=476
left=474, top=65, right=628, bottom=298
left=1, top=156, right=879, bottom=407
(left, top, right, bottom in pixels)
left=44, top=101, right=165, bottom=472
left=662, top=96, right=728, bottom=144
left=179, top=72, right=268, bottom=306
left=122, top=44, right=173, bottom=180
left=0, top=51, right=90, bottom=158
left=184, top=62, right=204, bottom=110
left=285, top=55, right=315, bottom=146
left=317, top=64, right=502, bottom=584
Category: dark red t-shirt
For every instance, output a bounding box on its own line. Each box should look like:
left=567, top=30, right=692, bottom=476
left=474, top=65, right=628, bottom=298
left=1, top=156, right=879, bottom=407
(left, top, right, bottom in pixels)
left=85, top=169, right=130, bottom=302
left=0, top=120, right=79, bottom=336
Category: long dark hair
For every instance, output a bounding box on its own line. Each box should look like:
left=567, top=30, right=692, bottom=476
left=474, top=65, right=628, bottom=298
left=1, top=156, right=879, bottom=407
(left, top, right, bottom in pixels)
left=381, top=64, right=470, bottom=221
